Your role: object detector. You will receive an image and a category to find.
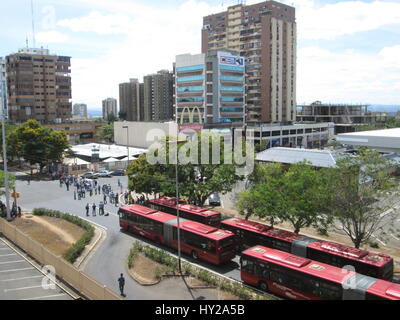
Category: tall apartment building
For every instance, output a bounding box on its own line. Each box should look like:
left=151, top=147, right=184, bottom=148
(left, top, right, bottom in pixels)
left=143, top=70, right=174, bottom=122
left=202, top=0, right=296, bottom=124
left=175, top=50, right=245, bottom=127
left=119, top=79, right=144, bottom=121
left=73, top=103, right=88, bottom=118
left=0, top=57, right=7, bottom=118
left=102, top=97, right=118, bottom=120
left=5, top=48, right=72, bottom=124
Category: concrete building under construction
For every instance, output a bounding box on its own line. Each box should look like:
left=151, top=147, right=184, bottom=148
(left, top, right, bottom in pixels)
left=297, top=101, right=387, bottom=133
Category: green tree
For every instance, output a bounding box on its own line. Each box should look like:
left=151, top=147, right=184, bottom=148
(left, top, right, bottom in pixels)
left=7, top=120, right=70, bottom=173
left=126, top=155, right=165, bottom=198
left=236, top=161, right=332, bottom=233
left=328, top=147, right=399, bottom=248
left=0, top=170, right=15, bottom=196
left=127, top=132, right=252, bottom=206
left=96, top=123, right=114, bottom=143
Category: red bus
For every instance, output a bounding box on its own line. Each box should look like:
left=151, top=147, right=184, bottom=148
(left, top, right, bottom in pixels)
left=148, top=197, right=222, bottom=227
left=241, top=245, right=400, bottom=300
left=222, top=217, right=393, bottom=280
left=118, top=204, right=236, bottom=265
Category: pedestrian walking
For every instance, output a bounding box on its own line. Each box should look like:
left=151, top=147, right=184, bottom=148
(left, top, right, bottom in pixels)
left=92, top=203, right=96, bottom=216
left=118, top=273, right=125, bottom=296
left=74, top=190, right=76, bottom=200
left=85, top=203, right=90, bottom=216
left=66, top=181, right=70, bottom=191
left=17, top=206, right=22, bottom=218
left=99, top=201, right=104, bottom=215
left=115, top=193, right=119, bottom=207
left=103, top=194, right=107, bottom=204
left=27, top=176, right=30, bottom=185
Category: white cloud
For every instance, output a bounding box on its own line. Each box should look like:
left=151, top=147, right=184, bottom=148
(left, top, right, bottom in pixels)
left=59, top=0, right=400, bottom=108
left=57, top=11, right=132, bottom=35
left=297, top=45, right=400, bottom=104
left=35, top=30, right=69, bottom=43
left=296, top=1, right=400, bottom=40
left=68, top=0, right=227, bottom=108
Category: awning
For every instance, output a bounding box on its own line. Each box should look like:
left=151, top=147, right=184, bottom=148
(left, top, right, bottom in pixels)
left=63, top=157, right=90, bottom=165
left=103, top=157, right=121, bottom=163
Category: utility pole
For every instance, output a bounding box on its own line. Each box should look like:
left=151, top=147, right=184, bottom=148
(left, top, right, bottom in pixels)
left=1, top=99, right=11, bottom=221
left=175, top=122, right=182, bottom=274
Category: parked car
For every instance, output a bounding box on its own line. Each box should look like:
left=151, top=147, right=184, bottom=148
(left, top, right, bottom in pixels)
left=208, top=193, right=221, bottom=206
left=95, top=170, right=112, bottom=178
left=110, top=169, right=125, bottom=176
left=81, top=172, right=98, bottom=179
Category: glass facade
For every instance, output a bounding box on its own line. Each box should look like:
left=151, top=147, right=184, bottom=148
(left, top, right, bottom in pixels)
left=176, top=65, right=204, bottom=72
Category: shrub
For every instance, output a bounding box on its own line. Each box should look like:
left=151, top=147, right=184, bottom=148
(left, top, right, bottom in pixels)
left=128, top=243, right=273, bottom=300
left=32, top=208, right=95, bottom=264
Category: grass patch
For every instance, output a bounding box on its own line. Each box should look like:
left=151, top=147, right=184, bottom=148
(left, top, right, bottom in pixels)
left=128, top=242, right=274, bottom=300
left=32, top=208, right=95, bottom=264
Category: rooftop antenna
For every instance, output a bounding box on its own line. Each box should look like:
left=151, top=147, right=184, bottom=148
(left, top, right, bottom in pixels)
left=31, top=0, right=36, bottom=48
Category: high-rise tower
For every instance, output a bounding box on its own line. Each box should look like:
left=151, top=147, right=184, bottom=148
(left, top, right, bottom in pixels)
left=202, top=1, right=296, bottom=124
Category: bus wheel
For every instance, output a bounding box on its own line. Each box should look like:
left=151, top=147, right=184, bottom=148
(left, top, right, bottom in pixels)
left=191, top=251, right=199, bottom=260
left=259, top=281, right=268, bottom=292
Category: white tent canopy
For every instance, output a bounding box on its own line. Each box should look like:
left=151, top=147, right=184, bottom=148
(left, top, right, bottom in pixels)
left=103, top=157, right=121, bottom=163
left=63, top=157, right=90, bottom=165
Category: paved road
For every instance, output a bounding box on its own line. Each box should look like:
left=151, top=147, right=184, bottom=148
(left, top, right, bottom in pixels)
left=11, top=174, right=241, bottom=300
left=0, top=237, right=73, bottom=300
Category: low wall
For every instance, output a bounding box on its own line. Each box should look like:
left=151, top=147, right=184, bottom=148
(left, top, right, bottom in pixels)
left=0, top=218, right=121, bottom=300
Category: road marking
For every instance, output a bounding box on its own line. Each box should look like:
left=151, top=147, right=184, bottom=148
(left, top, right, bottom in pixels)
left=0, top=275, right=43, bottom=282
left=76, top=216, right=107, bottom=230
left=0, top=267, right=34, bottom=273
left=380, top=209, right=393, bottom=218
left=0, top=260, right=26, bottom=265
left=0, top=254, right=17, bottom=257
left=4, top=285, right=43, bottom=292
left=22, top=293, right=68, bottom=300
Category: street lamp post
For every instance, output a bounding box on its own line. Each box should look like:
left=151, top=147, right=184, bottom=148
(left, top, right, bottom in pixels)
left=123, top=125, right=129, bottom=168
left=1, top=109, right=11, bottom=221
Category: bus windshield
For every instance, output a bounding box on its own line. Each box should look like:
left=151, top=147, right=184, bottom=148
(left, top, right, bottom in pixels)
left=219, top=237, right=235, bottom=249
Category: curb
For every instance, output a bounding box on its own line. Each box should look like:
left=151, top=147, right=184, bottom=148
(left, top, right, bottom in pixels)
left=126, top=265, right=161, bottom=286
left=74, top=225, right=106, bottom=270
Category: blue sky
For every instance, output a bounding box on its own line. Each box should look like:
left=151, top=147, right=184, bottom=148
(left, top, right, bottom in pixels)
left=0, top=0, right=399, bottom=110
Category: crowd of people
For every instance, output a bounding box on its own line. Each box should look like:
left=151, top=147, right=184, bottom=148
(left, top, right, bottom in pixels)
left=58, top=174, right=147, bottom=216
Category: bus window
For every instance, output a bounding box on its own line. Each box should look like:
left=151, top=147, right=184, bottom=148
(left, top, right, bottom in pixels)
left=219, top=237, right=235, bottom=249
left=241, top=258, right=254, bottom=274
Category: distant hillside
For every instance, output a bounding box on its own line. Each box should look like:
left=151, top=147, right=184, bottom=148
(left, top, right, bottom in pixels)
left=366, top=105, right=400, bottom=115
left=87, top=109, right=102, bottom=117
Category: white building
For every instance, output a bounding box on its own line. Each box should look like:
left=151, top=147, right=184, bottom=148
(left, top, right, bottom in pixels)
left=336, top=128, right=400, bottom=154
left=175, top=50, right=246, bottom=128
left=102, top=98, right=118, bottom=120
left=73, top=103, right=88, bottom=118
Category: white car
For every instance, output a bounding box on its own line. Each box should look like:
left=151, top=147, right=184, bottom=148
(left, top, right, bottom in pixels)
left=95, top=170, right=112, bottom=178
